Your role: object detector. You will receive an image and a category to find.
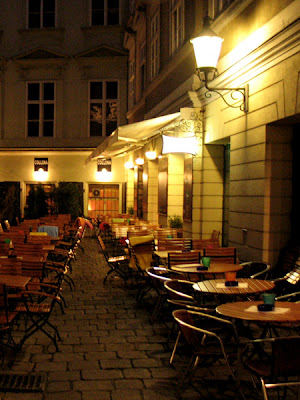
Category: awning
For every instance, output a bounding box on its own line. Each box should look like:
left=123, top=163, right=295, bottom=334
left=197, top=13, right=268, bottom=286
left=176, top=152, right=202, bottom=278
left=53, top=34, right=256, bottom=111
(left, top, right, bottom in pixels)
left=85, top=112, right=181, bottom=164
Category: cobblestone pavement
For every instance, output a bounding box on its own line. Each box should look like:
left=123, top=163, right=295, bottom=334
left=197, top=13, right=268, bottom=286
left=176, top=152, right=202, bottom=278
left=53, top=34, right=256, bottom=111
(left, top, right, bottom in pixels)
left=0, top=237, right=297, bottom=400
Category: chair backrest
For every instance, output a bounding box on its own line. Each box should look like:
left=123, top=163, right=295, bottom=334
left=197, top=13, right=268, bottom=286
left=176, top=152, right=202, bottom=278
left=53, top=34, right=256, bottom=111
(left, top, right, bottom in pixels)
left=192, top=239, right=220, bottom=250
left=164, top=279, right=195, bottom=302
left=157, top=239, right=185, bottom=251
left=203, top=247, right=237, bottom=264
left=0, top=257, right=22, bottom=275
left=237, top=262, right=271, bottom=279
left=168, top=251, right=201, bottom=268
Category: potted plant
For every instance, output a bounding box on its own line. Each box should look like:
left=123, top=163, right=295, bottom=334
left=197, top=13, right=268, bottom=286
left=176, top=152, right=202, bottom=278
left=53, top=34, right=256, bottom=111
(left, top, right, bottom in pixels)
left=168, top=215, right=183, bottom=237
left=127, top=206, right=134, bottom=216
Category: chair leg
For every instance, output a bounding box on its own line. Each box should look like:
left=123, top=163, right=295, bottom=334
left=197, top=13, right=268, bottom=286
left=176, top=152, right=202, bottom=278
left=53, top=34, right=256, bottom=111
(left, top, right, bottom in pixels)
left=170, top=330, right=181, bottom=364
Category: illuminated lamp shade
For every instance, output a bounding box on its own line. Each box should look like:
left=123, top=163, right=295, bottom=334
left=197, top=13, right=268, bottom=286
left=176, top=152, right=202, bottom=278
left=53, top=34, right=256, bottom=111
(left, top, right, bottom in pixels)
left=145, top=150, right=157, bottom=160
left=135, top=157, right=144, bottom=165
left=34, top=168, right=48, bottom=182
left=162, top=135, right=197, bottom=155
left=96, top=169, right=112, bottom=182
left=190, top=15, right=223, bottom=82
left=124, top=160, right=134, bottom=169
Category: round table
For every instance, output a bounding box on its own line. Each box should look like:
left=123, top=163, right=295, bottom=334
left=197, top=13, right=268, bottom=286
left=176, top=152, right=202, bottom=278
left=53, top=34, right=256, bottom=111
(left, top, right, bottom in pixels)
left=216, top=300, right=300, bottom=323
left=171, top=263, right=242, bottom=276
left=193, top=278, right=275, bottom=296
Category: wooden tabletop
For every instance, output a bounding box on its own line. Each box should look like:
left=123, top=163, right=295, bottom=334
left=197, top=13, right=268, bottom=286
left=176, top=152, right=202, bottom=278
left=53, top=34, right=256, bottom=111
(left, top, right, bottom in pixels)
left=193, top=278, right=275, bottom=295
left=171, top=263, right=242, bottom=275
left=216, top=301, right=300, bottom=323
left=0, top=274, right=31, bottom=288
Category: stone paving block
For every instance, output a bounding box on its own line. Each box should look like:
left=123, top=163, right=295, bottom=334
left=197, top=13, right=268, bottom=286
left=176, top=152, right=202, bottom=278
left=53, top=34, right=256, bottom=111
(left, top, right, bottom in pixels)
left=44, top=391, right=82, bottom=400
left=132, top=358, right=163, bottom=368
left=47, top=380, right=71, bottom=392
left=68, top=360, right=99, bottom=370
left=82, top=369, right=123, bottom=380
left=73, top=379, right=114, bottom=390
left=111, top=389, right=143, bottom=400
left=85, top=351, right=117, bottom=360
left=48, top=371, right=81, bottom=383
left=118, top=350, right=148, bottom=359
left=100, top=359, right=132, bottom=369
left=123, top=368, right=151, bottom=379
left=82, top=391, right=111, bottom=400
left=114, top=379, right=144, bottom=389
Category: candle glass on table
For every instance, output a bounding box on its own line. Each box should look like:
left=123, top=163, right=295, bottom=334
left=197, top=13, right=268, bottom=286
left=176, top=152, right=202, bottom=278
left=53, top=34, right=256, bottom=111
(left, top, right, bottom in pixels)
left=225, top=271, right=236, bottom=282
left=201, top=257, right=211, bottom=268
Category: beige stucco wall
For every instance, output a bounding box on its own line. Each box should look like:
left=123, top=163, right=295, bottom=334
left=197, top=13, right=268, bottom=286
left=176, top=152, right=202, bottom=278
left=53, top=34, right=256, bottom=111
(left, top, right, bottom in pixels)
left=0, top=151, right=126, bottom=216
left=198, top=9, right=300, bottom=265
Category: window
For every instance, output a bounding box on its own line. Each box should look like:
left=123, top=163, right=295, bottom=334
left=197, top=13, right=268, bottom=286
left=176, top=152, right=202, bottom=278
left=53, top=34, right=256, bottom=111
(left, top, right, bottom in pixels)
left=140, top=42, right=146, bottom=95
left=89, top=81, right=118, bottom=137
left=129, top=57, right=136, bottom=108
left=170, top=0, right=184, bottom=56
left=209, top=0, right=236, bottom=19
left=150, top=11, right=160, bottom=80
left=91, top=0, right=119, bottom=26
left=27, top=82, right=55, bottom=137
left=27, top=0, right=56, bottom=29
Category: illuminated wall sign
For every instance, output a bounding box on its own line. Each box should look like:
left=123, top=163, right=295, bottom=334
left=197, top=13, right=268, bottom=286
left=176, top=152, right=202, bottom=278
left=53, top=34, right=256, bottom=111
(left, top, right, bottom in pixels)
left=34, top=158, right=48, bottom=171
left=162, top=135, right=197, bottom=155
left=34, top=158, right=48, bottom=181
left=97, top=158, right=112, bottom=172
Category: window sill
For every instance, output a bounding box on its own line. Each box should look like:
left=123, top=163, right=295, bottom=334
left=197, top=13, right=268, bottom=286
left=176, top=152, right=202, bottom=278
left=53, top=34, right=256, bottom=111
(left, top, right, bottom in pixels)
left=18, top=27, right=65, bottom=35
left=81, top=25, right=123, bottom=33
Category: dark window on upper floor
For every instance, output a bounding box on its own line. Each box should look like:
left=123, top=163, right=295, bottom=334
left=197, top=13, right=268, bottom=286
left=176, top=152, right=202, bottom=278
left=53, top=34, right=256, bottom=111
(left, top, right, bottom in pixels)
left=91, top=0, right=120, bottom=26
left=28, top=0, right=56, bottom=29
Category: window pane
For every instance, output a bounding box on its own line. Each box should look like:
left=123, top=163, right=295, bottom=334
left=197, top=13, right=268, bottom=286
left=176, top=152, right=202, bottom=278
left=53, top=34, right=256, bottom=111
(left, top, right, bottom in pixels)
left=107, top=10, right=119, bottom=25
left=43, top=13, right=55, bottom=27
left=43, top=121, right=53, bottom=136
left=106, top=120, right=117, bottom=136
left=92, top=11, right=104, bottom=25
left=43, top=104, right=54, bottom=119
left=28, top=121, right=39, bottom=136
left=90, top=82, right=102, bottom=99
left=90, top=103, right=102, bottom=121
left=92, top=0, right=104, bottom=8
left=110, top=0, right=119, bottom=8
left=28, top=83, right=40, bottom=100
left=43, top=83, right=54, bottom=100
left=43, top=0, right=55, bottom=12
left=90, top=121, right=102, bottom=136
left=29, top=0, right=41, bottom=13
left=106, top=82, right=118, bottom=99
left=28, top=104, right=40, bottom=120
left=28, top=14, right=41, bottom=28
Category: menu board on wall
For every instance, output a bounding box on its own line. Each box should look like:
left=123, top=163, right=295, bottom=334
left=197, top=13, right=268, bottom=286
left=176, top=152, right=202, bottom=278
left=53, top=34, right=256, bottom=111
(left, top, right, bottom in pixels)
left=158, top=157, right=168, bottom=215
left=183, top=156, right=193, bottom=221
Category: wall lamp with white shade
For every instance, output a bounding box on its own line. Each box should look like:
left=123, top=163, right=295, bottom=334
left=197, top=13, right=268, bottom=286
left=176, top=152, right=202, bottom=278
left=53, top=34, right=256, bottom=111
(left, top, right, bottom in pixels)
left=190, top=16, right=248, bottom=112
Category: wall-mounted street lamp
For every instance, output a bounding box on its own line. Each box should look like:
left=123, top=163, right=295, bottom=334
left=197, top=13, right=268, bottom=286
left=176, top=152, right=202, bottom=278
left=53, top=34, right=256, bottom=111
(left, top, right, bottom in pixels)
left=190, top=16, right=248, bottom=112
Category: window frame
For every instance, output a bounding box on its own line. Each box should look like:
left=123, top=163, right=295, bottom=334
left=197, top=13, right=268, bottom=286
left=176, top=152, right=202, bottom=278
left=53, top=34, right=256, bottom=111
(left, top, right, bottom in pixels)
left=139, top=41, right=146, bottom=96
left=26, top=81, right=56, bottom=138
left=208, top=0, right=237, bottom=20
left=150, top=11, right=160, bottom=81
left=128, top=56, right=136, bottom=109
left=169, top=0, right=184, bottom=56
left=88, top=80, right=119, bottom=138
left=90, top=0, right=120, bottom=26
left=27, top=0, right=57, bottom=29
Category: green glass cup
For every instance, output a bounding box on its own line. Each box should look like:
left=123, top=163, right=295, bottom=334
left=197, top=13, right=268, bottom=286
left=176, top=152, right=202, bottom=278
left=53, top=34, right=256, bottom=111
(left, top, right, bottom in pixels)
left=201, top=256, right=211, bottom=268
left=262, top=293, right=276, bottom=306
left=4, top=238, right=11, bottom=244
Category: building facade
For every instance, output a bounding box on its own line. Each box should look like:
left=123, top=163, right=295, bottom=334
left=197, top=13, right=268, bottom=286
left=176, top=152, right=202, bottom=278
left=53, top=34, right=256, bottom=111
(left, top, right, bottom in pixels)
left=89, top=0, right=299, bottom=267
left=0, top=0, right=129, bottom=218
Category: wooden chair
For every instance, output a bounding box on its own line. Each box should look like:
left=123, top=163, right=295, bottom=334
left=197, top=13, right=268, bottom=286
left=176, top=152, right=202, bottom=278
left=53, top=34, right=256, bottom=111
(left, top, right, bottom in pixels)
left=243, top=336, right=300, bottom=400
left=168, top=251, right=201, bottom=269
left=192, top=239, right=220, bottom=250
left=157, top=239, right=185, bottom=251
left=237, top=261, right=272, bottom=279
left=0, top=283, right=19, bottom=360
left=203, top=247, right=237, bottom=264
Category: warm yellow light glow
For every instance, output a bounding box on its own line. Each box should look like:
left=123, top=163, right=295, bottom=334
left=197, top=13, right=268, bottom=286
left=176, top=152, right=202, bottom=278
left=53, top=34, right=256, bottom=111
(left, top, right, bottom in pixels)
left=190, top=35, right=223, bottom=70
left=135, top=157, right=144, bottom=165
left=124, top=161, right=134, bottom=169
left=96, top=170, right=112, bottom=182
left=145, top=150, right=157, bottom=160
left=34, top=168, right=48, bottom=182
left=162, top=135, right=198, bottom=155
